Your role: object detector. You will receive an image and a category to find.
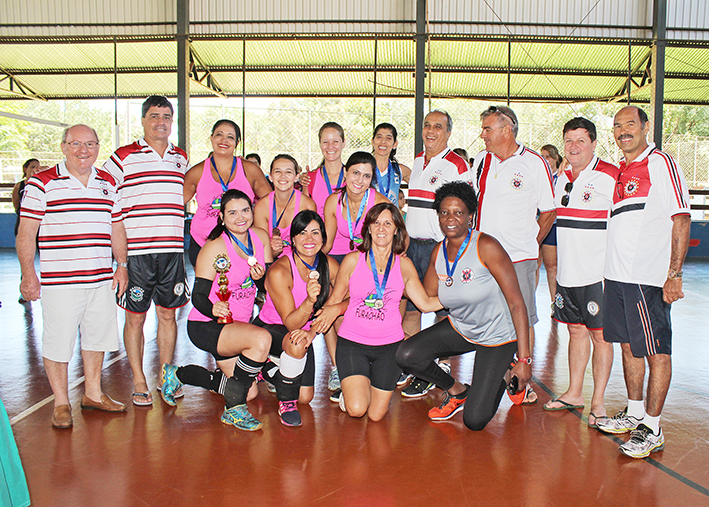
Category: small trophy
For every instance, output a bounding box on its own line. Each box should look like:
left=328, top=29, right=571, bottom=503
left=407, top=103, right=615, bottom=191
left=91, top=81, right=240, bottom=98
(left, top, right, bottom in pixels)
left=213, top=253, right=233, bottom=324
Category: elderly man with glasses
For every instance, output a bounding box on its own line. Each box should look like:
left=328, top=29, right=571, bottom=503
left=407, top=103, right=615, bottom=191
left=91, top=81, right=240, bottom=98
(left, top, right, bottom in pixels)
left=472, top=105, right=556, bottom=404
left=542, top=118, right=618, bottom=429
left=17, top=124, right=129, bottom=428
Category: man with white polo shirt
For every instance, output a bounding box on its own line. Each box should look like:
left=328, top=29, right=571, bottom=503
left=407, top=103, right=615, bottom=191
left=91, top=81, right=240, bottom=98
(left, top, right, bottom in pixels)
left=542, top=118, right=617, bottom=426
left=473, top=105, right=556, bottom=404
left=17, top=124, right=128, bottom=428
left=402, top=109, right=472, bottom=397
left=103, top=96, right=189, bottom=407
left=596, top=106, right=690, bottom=459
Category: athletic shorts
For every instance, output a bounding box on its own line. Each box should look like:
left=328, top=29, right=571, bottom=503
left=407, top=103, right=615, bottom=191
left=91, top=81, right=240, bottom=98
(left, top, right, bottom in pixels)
left=553, top=281, right=603, bottom=329
left=187, top=320, right=232, bottom=361
left=406, top=238, right=447, bottom=316
left=541, top=223, right=557, bottom=247
left=118, top=252, right=189, bottom=313
left=252, top=317, right=315, bottom=387
left=188, top=234, right=201, bottom=267
left=42, top=284, right=120, bottom=362
left=513, top=259, right=538, bottom=326
left=330, top=254, right=346, bottom=265
left=603, top=279, right=672, bottom=357
left=336, top=337, right=402, bottom=391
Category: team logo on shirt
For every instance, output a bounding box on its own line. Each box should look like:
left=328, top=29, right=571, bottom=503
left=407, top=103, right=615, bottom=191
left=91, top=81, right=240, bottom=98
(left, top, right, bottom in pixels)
left=509, top=173, right=524, bottom=191
left=581, top=184, right=594, bottom=204
left=98, top=179, right=109, bottom=196
left=241, top=277, right=254, bottom=289
left=211, top=195, right=221, bottom=210
left=429, top=169, right=443, bottom=186
left=460, top=268, right=474, bottom=283
left=554, top=292, right=564, bottom=309
left=624, top=176, right=641, bottom=197
left=587, top=300, right=599, bottom=316
left=176, top=162, right=182, bottom=169
left=129, top=286, right=145, bottom=302
left=174, top=282, right=185, bottom=296
left=354, top=291, right=390, bottom=321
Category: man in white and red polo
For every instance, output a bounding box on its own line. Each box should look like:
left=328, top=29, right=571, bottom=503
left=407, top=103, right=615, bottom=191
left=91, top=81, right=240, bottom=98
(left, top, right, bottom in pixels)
left=18, top=124, right=128, bottom=428
left=596, top=106, right=690, bottom=459
left=103, top=95, right=189, bottom=407
left=473, top=105, right=556, bottom=404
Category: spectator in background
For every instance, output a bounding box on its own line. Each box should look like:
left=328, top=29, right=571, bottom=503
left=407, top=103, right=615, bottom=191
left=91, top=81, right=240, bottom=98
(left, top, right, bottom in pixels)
left=13, top=158, right=42, bottom=304
left=538, top=144, right=563, bottom=310
left=453, top=148, right=472, bottom=169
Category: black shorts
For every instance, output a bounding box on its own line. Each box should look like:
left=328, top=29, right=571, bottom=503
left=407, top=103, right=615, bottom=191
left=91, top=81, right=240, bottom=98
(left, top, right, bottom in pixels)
left=188, top=234, right=201, bottom=267
left=118, top=252, right=189, bottom=313
left=187, top=319, right=232, bottom=361
left=541, top=223, right=557, bottom=246
left=336, top=337, right=402, bottom=391
left=603, top=279, right=672, bottom=357
left=253, top=317, right=315, bottom=387
left=553, top=281, right=603, bottom=329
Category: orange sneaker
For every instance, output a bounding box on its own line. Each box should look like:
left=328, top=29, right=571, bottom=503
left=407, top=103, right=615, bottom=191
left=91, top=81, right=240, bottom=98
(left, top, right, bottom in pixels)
left=428, top=386, right=468, bottom=421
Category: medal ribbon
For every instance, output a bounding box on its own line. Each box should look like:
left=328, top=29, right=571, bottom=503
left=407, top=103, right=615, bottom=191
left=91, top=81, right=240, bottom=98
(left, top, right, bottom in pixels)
left=322, top=165, right=345, bottom=194
left=272, top=190, right=295, bottom=229
left=378, top=160, right=399, bottom=201
left=295, top=251, right=319, bottom=271
left=369, top=248, right=394, bottom=301
left=442, top=228, right=472, bottom=283
left=211, top=156, right=237, bottom=192
left=226, top=230, right=254, bottom=257
left=346, top=189, right=369, bottom=244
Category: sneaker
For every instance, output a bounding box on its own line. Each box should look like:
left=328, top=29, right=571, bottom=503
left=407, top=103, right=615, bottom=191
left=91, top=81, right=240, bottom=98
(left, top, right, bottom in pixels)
left=338, top=391, right=347, bottom=412
left=439, top=362, right=452, bottom=376
left=160, top=364, right=183, bottom=406
left=220, top=404, right=263, bottom=431
left=328, top=367, right=341, bottom=391
left=397, top=372, right=414, bottom=386
left=401, top=377, right=434, bottom=398
left=266, top=382, right=277, bottom=393
left=329, top=389, right=342, bottom=403
left=278, top=400, right=302, bottom=427
left=428, top=386, right=468, bottom=421
left=619, top=424, right=665, bottom=458
left=596, top=407, right=643, bottom=434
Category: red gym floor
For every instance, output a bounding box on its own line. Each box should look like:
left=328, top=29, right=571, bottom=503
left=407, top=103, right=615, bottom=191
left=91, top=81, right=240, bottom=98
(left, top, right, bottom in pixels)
left=1, top=250, right=708, bottom=506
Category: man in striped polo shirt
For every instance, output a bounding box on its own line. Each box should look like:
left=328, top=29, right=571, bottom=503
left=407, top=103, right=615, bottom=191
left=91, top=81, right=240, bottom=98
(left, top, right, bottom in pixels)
left=103, top=96, right=189, bottom=407
left=18, top=124, right=129, bottom=428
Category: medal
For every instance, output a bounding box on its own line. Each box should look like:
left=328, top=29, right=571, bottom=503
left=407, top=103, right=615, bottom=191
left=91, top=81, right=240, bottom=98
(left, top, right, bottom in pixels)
left=295, top=251, right=320, bottom=281
left=271, top=190, right=295, bottom=233
left=226, top=230, right=255, bottom=266
left=346, top=189, right=369, bottom=252
left=369, top=247, right=394, bottom=310
left=442, top=229, right=472, bottom=289
left=247, top=256, right=257, bottom=267
left=309, top=271, right=320, bottom=280
left=272, top=227, right=281, bottom=237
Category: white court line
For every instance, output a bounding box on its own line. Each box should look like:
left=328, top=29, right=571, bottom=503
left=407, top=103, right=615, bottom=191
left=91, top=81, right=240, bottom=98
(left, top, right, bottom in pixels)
left=9, top=351, right=127, bottom=426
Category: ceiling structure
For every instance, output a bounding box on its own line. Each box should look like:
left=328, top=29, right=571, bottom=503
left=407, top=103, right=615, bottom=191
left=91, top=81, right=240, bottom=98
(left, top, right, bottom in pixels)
left=1, top=0, right=709, bottom=104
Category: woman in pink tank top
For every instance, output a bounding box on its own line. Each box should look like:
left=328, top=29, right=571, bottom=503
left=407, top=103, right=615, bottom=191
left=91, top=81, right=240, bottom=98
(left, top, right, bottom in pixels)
left=254, top=154, right=316, bottom=260
left=303, top=203, right=441, bottom=421
left=160, top=189, right=275, bottom=432
left=323, top=151, right=391, bottom=263
left=300, top=122, right=346, bottom=217
left=184, top=119, right=272, bottom=266
left=254, top=210, right=341, bottom=426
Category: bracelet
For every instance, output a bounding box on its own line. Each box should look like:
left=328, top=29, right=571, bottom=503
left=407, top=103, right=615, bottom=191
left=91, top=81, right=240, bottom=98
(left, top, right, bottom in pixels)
left=667, top=269, right=683, bottom=280
left=117, top=262, right=128, bottom=268
left=299, top=304, right=312, bottom=314
left=517, top=356, right=532, bottom=365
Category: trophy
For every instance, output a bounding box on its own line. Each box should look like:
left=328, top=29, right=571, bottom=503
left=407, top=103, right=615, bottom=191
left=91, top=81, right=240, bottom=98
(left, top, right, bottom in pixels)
left=213, top=253, right=233, bottom=324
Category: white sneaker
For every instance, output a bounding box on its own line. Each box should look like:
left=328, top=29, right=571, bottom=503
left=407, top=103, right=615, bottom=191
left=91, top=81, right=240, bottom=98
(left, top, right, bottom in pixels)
left=619, top=424, right=665, bottom=458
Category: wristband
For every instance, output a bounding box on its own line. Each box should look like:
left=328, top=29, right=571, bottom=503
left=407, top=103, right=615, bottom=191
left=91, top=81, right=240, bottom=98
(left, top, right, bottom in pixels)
left=517, top=356, right=532, bottom=365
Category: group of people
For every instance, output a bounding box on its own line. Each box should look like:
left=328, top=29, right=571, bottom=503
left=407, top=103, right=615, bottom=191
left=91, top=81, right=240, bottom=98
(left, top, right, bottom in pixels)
left=16, top=95, right=690, bottom=459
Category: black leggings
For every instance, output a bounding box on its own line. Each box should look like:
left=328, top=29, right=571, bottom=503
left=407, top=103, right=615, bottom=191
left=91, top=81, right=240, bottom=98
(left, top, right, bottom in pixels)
left=396, top=318, right=517, bottom=431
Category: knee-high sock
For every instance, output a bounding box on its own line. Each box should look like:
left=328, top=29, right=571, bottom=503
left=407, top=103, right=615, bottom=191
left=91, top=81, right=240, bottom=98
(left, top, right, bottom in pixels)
left=224, top=354, right=265, bottom=408
left=177, top=365, right=227, bottom=394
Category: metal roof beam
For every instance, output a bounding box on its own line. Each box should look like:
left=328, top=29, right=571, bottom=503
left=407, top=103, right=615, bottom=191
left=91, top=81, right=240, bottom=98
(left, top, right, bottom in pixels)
left=0, top=68, right=46, bottom=101
left=188, top=45, right=226, bottom=99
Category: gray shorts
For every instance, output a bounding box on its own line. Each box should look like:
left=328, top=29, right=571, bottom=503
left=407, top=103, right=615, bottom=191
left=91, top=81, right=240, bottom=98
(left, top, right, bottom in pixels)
left=513, top=259, right=538, bottom=326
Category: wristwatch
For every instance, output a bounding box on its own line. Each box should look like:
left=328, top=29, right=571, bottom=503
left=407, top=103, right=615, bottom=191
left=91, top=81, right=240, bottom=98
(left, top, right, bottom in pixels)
left=667, top=269, right=683, bottom=280
left=518, top=356, right=532, bottom=365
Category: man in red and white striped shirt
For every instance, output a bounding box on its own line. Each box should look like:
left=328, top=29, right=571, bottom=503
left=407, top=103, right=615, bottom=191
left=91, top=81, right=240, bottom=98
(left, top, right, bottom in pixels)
left=18, top=124, right=129, bottom=428
left=103, top=96, right=189, bottom=407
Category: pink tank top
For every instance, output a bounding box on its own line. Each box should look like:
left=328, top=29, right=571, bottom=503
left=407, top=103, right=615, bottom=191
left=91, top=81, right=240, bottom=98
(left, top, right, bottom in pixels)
left=308, top=165, right=344, bottom=217
left=191, top=157, right=255, bottom=246
left=267, top=190, right=302, bottom=258
left=338, top=251, right=405, bottom=346
left=188, top=230, right=265, bottom=324
left=258, top=254, right=310, bottom=327
left=331, top=188, right=376, bottom=255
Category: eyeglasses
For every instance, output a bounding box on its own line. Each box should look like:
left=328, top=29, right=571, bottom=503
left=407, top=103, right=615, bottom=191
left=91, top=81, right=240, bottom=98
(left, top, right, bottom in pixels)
left=65, top=141, right=99, bottom=150
left=561, top=182, right=573, bottom=207
left=486, top=106, right=517, bottom=125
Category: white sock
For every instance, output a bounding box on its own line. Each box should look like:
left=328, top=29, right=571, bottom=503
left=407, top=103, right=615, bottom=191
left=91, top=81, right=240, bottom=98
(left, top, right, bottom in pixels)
left=643, top=414, right=661, bottom=434
left=280, top=352, right=307, bottom=379
left=627, top=399, right=645, bottom=420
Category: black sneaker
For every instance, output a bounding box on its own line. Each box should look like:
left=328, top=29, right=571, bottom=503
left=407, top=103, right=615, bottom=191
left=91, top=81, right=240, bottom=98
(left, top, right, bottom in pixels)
left=397, top=372, right=414, bottom=386
left=329, top=388, right=342, bottom=403
left=278, top=400, right=302, bottom=427
left=401, top=377, right=434, bottom=398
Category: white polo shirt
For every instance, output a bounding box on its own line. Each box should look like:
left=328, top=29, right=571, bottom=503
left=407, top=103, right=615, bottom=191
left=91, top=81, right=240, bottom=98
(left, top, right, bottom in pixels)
left=474, top=143, right=555, bottom=263
left=406, top=148, right=472, bottom=242
left=20, top=162, right=122, bottom=287
left=555, top=156, right=618, bottom=287
left=605, top=143, right=690, bottom=287
left=103, top=138, right=188, bottom=256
